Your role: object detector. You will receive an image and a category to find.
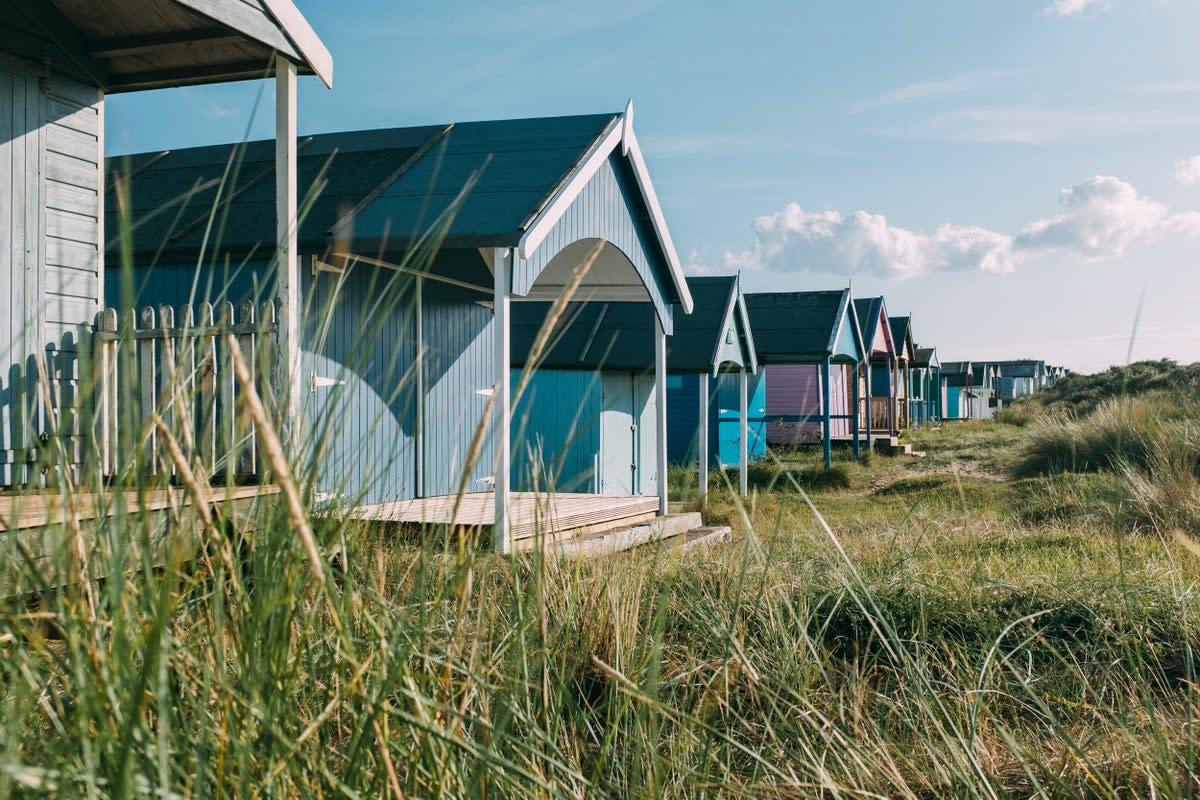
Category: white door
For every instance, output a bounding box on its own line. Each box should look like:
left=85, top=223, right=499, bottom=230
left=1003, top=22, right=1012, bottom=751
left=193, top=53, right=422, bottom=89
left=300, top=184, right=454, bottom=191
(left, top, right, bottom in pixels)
left=600, top=372, right=635, bottom=495
left=634, top=373, right=657, bottom=497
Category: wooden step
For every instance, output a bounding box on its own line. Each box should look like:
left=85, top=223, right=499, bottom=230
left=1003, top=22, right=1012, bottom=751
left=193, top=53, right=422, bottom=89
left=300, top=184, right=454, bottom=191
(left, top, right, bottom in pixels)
left=661, top=525, right=732, bottom=552
left=551, top=512, right=703, bottom=558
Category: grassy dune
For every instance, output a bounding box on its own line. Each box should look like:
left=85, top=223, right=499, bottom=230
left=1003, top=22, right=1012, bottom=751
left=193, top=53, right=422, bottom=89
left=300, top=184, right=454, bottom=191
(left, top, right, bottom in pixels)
left=2, top=418, right=1199, bottom=797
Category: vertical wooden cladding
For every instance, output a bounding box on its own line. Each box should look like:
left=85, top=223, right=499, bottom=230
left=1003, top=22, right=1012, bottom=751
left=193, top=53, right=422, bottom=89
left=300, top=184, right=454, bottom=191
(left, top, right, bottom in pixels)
left=306, top=265, right=419, bottom=505
left=420, top=281, right=494, bottom=497
left=0, top=61, right=100, bottom=483
left=514, top=156, right=672, bottom=328
left=511, top=369, right=601, bottom=493
left=763, top=364, right=821, bottom=445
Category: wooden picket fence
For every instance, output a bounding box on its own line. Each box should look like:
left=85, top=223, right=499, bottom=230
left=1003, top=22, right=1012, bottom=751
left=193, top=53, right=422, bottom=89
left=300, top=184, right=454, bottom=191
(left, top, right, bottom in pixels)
left=92, top=301, right=277, bottom=482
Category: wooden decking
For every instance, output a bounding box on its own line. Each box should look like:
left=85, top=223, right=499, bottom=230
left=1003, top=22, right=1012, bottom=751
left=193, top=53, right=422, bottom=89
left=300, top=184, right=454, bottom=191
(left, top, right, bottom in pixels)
left=352, top=492, right=660, bottom=543
left=0, top=485, right=277, bottom=532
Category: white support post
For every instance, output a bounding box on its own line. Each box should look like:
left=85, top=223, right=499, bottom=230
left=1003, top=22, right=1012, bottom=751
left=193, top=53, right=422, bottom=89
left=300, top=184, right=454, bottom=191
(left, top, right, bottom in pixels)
left=655, top=319, right=668, bottom=516
left=739, top=369, right=749, bottom=497
left=275, top=60, right=300, bottom=447
left=697, top=373, right=708, bottom=499
left=493, top=249, right=512, bottom=553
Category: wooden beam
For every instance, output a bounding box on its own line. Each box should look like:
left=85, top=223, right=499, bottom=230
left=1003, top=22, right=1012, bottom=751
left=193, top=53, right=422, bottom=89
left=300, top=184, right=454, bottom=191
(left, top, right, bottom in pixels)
left=493, top=249, right=512, bottom=553
left=88, top=29, right=240, bottom=58
left=274, top=60, right=300, bottom=445
left=821, top=357, right=832, bottom=469
left=655, top=318, right=668, bottom=516
left=739, top=369, right=749, bottom=497
left=850, top=362, right=860, bottom=459
left=697, top=373, right=708, bottom=499
left=9, top=1, right=108, bottom=87
left=107, top=60, right=272, bottom=92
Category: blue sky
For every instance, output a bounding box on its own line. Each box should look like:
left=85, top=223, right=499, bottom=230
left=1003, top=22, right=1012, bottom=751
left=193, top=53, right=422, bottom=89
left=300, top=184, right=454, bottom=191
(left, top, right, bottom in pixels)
left=106, top=0, right=1200, bottom=372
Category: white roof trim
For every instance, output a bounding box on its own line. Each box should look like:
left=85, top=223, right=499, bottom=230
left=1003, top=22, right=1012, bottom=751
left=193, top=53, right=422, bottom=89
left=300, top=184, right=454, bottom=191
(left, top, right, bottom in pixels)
left=516, top=106, right=693, bottom=314
left=622, top=125, right=692, bottom=313
left=261, top=0, right=334, bottom=87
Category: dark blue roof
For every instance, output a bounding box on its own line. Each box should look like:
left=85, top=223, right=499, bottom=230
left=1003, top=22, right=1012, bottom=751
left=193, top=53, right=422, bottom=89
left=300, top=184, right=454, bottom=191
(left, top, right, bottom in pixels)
left=106, top=113, right=620, bottom=260
left=743, top=290, right=850, bottom=362
left=510, top=275, right=754, bottom=373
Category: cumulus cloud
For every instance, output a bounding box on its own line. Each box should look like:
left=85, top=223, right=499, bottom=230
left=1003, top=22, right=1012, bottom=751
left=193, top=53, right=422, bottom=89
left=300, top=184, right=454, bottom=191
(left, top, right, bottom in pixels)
left=1176, top=156, right=1200, bottom=184
left=1014, top=176, right=1200, bottom=258
left=717, top=177, right=1200, bottom=280
left=1044, top=0, right=1109, bottom=17
left=722, top=206, right=1015, bottom=279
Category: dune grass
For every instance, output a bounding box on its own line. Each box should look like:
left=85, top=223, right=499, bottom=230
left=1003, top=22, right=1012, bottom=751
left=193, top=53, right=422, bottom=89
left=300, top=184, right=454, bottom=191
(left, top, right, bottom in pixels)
left=4, top=420, right=1200, bottom=797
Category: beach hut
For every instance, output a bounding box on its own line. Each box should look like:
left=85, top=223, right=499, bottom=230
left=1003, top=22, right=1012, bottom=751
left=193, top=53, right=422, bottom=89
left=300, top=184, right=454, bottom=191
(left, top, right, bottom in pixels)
left=743, top=289, right=865, bottom=468
left=972, top=362, right=1001, bottom=419
left=940, top=361, right=974, bottom=420
left=888, top=315, right=915, bottom=430
left=995, top=360, right=1046, bottom=399
left=852, top=297, right=900, bottom=439
left=911, top=346, right=942, bottom=425
left=106, top=106, right=695, bottom=552
left=0, top=0, right=330, bottom=487
left=509, top=274, right=760, bottom=498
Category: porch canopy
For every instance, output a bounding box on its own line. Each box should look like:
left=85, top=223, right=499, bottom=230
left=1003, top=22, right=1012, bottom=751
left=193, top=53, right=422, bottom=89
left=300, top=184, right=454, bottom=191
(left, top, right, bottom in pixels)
left=510, top=274, right=757, bottom=496
left=4, top=0, right=332, bottom=91
left=743, top=289, right=864, bottom=467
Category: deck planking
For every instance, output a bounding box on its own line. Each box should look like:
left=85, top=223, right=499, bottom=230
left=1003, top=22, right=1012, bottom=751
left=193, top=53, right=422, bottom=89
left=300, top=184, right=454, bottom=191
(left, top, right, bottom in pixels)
left=352, top=492, right=660, bottom=541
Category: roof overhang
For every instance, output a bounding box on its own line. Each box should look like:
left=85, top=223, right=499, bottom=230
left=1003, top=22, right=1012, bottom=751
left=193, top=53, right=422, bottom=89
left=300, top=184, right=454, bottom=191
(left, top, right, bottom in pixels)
left=19, top=0, right=333, bottom=92
left=516, top=101, right=692, bottom=315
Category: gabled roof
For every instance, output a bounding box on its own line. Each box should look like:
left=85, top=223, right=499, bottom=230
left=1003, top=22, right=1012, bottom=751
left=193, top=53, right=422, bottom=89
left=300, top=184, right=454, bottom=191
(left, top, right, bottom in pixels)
left=510, top=275, right=755, bottom=374
left=852, top=296, right=894, bottom=357
left=888, top=315, right=914, bottom=360
left=913, top=347, right=940, bottom=369
left=107, top=108, right=692, bottom=311
left=941, top=361, right=973, bottom=376
left=6, top=0, right=332, bottom=91
left=991, top=360, right=1045, bottom=378
left=743, top=289, right=860, bottom=364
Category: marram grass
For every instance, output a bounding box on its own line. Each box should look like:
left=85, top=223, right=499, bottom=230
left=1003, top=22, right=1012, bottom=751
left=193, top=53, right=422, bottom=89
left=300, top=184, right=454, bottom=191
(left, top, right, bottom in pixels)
left=3, top=422, right=1200, bottom=798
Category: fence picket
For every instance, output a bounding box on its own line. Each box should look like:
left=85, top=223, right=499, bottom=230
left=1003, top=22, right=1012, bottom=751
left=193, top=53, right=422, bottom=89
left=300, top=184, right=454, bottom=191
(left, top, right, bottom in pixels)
left=198, top=302, right=217, bottom=477
left=88, top=301, right=275, bottom=484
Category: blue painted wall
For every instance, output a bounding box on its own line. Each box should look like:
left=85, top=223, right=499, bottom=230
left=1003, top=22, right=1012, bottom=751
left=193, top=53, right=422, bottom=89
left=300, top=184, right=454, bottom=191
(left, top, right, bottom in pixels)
left=717, top=371, right=767, bottom=466
left=510, top=368, right=601, bottom=493
left=665, top=371, right=766, bottom=467
left=103, top=258, right=497, bottom=505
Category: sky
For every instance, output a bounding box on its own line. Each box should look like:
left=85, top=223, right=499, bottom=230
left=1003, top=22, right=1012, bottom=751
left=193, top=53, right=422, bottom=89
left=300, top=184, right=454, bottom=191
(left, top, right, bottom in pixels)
left=106, top=0, right=1200, bottom=373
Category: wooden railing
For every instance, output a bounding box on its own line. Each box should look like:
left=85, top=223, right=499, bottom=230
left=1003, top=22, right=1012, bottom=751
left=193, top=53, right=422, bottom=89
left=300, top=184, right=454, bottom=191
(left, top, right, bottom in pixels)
left=92, top=301, right=276, bottom=482
left=869, top=397, right=892, bottom=431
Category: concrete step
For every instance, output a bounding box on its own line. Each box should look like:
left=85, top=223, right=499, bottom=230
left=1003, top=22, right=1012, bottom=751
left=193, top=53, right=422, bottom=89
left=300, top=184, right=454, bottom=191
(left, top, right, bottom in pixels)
left=552, top=512, right=703, bottom=558
left=661, top=525, right=732, bottom=552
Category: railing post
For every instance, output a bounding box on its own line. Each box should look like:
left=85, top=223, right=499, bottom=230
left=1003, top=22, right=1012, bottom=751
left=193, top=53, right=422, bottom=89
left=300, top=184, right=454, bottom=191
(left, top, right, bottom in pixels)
left=138, top=306, right=158, bottom=475
left=97, top=308, right=118, bottom=478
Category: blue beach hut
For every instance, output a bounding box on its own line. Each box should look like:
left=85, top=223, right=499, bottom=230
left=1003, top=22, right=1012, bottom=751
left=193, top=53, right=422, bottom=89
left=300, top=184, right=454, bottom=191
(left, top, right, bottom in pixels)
left=105, top=105, right=694, bottom=551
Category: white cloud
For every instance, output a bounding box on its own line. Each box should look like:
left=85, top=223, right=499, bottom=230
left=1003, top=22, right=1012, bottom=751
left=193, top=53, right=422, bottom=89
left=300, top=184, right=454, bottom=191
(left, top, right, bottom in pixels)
left=715, top=176, right=1200, bottom=280
left=722, top=205, right=1014, bottom=279
left=1014, top=176, right=1200, bottom=258
left=1044, top=0, right=1110, bottom=17
left=1175, top=156, right=1200, bottom=184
